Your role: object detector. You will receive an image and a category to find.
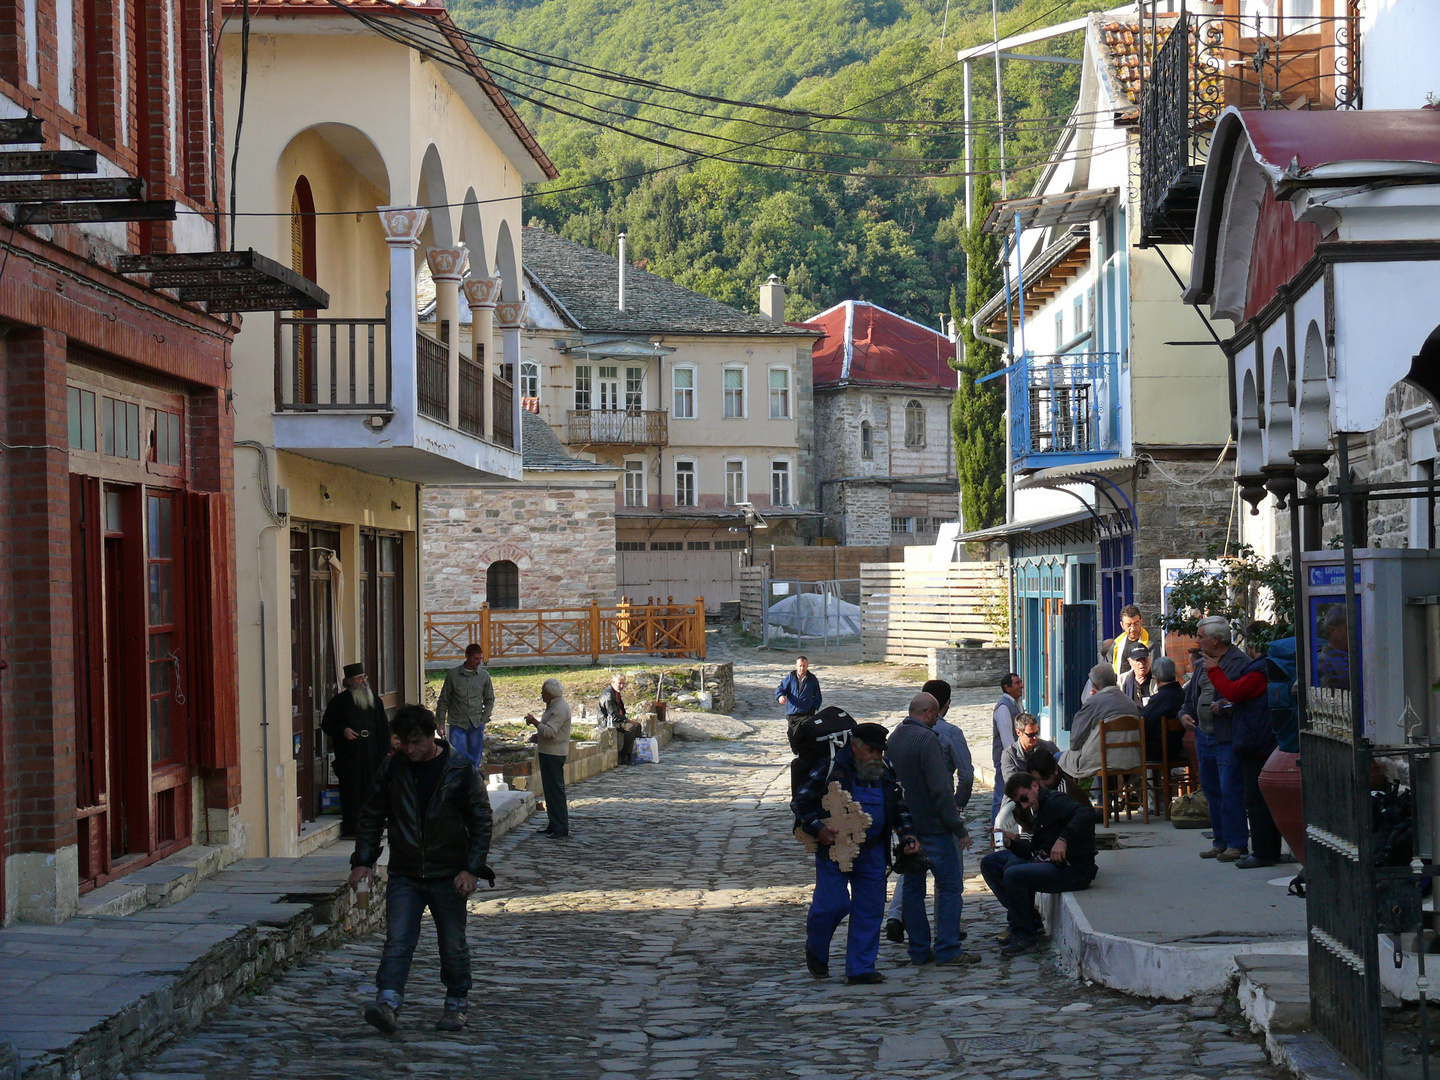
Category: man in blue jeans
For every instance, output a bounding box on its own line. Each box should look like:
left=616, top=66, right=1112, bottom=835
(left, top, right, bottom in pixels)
left=981, top=772, right=1098, bottom=957
left=1180, top=616, right=1254, bottom=862
left=435, top=643, right=494, bottom=771
left=886, top=692, right=981, bottom=967
left=349, top=704, right=494, bottom=1034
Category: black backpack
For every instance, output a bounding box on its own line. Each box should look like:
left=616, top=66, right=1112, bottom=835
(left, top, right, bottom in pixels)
left=788, top=705, right=858, bottom=799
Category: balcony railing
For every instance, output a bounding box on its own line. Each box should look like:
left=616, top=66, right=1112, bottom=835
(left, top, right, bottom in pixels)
left=459, top=359, right=484, bottom=438
left=416, top=331, right=448, bottom=424
left=567, top=409, right=669, bottom=447
left=274, top=314, right=390, bottom=411
left=493, top=376, right=514, bottom=449
left=1009, top=353, right=1119, bottom=469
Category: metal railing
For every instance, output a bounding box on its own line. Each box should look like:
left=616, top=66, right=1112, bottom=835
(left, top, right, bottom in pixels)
left=274, top=313, right=390, bottom=411
left=425, top=596, right=706, bottom=664
left=1009, top=353, right=1118, bottom=465
left=493, top=376, right=514, bottom=449
left=567, top=409, right=669, bottom=446
left=416, top=331, right=449, bottom=423
left=459, top=359, right=484, bottom=437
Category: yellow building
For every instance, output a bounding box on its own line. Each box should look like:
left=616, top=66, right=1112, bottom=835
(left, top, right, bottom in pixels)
left=221, top=0, right=555, bottom=856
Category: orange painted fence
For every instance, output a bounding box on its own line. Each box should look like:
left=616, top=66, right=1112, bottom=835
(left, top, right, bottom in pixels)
left=424, top=596, right=707, bottom=665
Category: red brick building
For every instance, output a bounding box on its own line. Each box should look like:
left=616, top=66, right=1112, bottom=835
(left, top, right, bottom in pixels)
left=0, top=0, right=256, bottom=920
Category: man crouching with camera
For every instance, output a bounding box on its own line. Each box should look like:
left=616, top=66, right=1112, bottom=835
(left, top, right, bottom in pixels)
left=792, top=722, right=919, bottom=985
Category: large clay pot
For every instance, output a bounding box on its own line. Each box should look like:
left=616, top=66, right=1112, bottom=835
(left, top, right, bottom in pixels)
left=1259, top=749, right=1305, bottom=865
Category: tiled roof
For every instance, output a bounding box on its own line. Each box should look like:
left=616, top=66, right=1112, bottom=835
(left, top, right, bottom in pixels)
left=520, top=228, right=818, bottom=337
left=1091, top=10, right=1222, bottom=123
left=802, top=301, right=957, bottom=390
left=521, top=410, right=613, bottom=472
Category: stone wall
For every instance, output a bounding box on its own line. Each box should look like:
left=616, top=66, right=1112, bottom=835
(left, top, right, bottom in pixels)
left=834, top=482, right=891, bottom=546
left=1352, top=383, right=1435, bottom=550
left=929, top=646, right=1011, bottom=689
left=424, top=481, right=617, bottom=611
left=1132, top=455, right=1234, bottom=621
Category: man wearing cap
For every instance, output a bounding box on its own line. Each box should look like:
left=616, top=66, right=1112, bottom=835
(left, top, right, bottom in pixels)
left=792, top=722, right=919, bottom=985
left=322, top=663, right=393, bottom=838
left=1120, top=644, right=1158, bottom=708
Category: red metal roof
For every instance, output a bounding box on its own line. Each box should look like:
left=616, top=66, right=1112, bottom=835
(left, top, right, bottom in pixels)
left=803, top=301, right=957, bottom=390
left=1227, top=108, right=1440, bottom=183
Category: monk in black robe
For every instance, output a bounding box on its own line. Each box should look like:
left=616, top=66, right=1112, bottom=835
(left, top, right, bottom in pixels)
left=321, top=662, right=392, bottom=837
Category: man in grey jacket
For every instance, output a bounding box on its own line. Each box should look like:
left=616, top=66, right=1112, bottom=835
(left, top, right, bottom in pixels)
left=1059, top=663, right=1142, bottom=779
left=525, top=678, right=572, bottom=839
left=886, top=692, right=980, bottom=967
left=435, top=644, right=495, bottom=771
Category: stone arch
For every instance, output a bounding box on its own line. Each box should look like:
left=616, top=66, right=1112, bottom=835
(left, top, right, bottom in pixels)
left=276, top=122, right=392, bottom=205
left=494, top=220, right=519, bottom=302
left=1266, top=347, right=1293, bottom=465
left=417, top=144, right=453, bottom=248
left=459, top=190, right=487, bottom=276
left=1239, top=368, right=1263, bottom=477
left=1296, top=320, right=1330, bottom=451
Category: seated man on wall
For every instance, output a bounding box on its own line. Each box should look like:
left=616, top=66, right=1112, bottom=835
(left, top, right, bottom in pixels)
left=998, top=714, right=1059, bottom=786
left=980, top=771, right=1098, bottom=958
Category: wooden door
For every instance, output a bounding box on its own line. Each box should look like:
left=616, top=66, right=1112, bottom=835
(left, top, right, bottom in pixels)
left=289, top=530, right=313, bottom=830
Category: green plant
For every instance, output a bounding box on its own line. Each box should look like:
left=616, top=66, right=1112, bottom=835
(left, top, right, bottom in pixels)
left=977, top=565, right=1011, bottom=646
left=1159, top=542, right=1293, bottom=649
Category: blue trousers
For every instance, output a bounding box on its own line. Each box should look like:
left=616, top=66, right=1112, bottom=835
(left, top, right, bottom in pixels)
left=902, top=833, right=964, bottom=963
left=980, top=848, right=1096, bottom=940
left=375, top=874, right=471, bottom=1010
left=1196, top=728, right=1247, bottom=852
left=449, top=725, right=485, bottom=770
left=806, top=842, right=887, bottom=977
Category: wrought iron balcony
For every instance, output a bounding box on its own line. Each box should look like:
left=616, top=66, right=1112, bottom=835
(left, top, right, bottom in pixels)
left=1009, top=353, right=1120, bottom=471
left=567, top=409, right=668, bottom=447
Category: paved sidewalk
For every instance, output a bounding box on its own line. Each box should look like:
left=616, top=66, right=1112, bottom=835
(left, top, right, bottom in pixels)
left=122, top=655, right=1284, bottom=1080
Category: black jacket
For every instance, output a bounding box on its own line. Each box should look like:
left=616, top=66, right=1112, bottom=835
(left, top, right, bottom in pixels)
left=1011, top=787, right=1097, bottom=869
left=791, top=745, right=917, bottom=867
left=598, top=686, right=632, bottom=729
left=1142, top=681, right=1187, bottom=761
left=352, top=741, right=493, bottom=879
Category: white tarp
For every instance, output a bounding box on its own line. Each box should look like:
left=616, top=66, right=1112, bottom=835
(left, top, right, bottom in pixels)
left=767, top=591, right=862, bottom=638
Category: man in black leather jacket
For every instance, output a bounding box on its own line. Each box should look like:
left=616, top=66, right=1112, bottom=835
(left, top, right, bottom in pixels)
left=599, top=672, right=642, bottom=765
left=349, top=704, right=493, bottom=1035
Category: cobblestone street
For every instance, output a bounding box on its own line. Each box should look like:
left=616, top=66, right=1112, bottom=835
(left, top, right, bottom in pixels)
left=122, top=646, right=1281, bottom=1080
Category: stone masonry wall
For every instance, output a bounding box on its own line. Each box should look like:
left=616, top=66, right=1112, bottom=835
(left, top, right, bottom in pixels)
left=424, top=482, right=617, bottom=611
left=1132, top=456, right=1234, bottom=622
left=837, top=482, right=891, bottom=546
left=1354, top=383, right=1435, bottom=549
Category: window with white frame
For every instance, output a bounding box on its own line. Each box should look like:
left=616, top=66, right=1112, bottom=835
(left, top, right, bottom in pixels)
left=768, top=367, right=790, bottom=419
left=724, top=459, right=746, bottom=506
left=861, top=420, right=873, bottom=460
left=574, top=364, right=592, bottom=411
left=520, top=361, right=539, bottom=401
left=672, top=367, right=695, bottom=419
left=891, top=516, right=914, bottom=534
left=1054, top=311, right=1064, bottom=347
left=674, top=460, right=696, bottom=506
left=904, top=399, right=926, bottom=447
left=770, top=459, right=790, bottom=507
left=1072, top=295, right=1084, bottom=340
left=723, top=367, right=745, bottom=418
left=625, top=366, right=644, bottom=411
left=598, top=366, right=620, bottom=410
left=623, top=459, right=646, bottom=507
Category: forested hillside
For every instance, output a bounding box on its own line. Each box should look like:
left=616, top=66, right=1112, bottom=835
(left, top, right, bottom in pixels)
left=451, top=0, right=1109, bottom=324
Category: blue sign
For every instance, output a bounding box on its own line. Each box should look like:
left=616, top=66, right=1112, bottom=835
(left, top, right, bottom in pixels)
left=1308, top=565, right=1361, bottom=588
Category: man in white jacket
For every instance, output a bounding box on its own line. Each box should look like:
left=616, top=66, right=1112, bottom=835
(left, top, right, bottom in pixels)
left=525, top=678, right=572, bottom=839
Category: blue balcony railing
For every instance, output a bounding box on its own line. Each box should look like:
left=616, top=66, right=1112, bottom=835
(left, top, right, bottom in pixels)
left=1009, top=352, right=1120, bottom=471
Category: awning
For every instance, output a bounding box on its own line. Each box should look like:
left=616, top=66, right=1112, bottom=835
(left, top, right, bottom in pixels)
left=955, top=509, right=1093, bottom=544
left=117, top=249, right=329, bottom=312
left=1016, top=457, right=1136, bottom=490
left=983, top=187, right=1118, bottom=235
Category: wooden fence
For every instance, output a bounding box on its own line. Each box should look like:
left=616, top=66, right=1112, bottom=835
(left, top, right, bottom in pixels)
left=425, top=597, right=707, bottom=665
left=860, top=563, right=1005, bottom=664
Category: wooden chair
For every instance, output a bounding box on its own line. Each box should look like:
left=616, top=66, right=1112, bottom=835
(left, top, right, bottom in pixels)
left=1152, top=716, right=1197, bottom=819
left=1097, top=715, right=1148, bottom=827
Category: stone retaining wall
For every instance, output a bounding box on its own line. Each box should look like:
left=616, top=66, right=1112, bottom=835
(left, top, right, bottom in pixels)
left=929, top=646, right=1011, bottom=689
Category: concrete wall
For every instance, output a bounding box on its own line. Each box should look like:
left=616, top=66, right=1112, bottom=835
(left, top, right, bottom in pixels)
left=929, top=646, right=1011, bottom=689
left=423, top=478, right=618, bottom=612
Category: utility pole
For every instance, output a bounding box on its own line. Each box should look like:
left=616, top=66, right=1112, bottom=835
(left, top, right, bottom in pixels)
left=991, top=0, right=1007, bottom=198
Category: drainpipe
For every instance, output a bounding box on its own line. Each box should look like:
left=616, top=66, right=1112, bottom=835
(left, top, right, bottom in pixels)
left=618, top=233, right=627, bottom=312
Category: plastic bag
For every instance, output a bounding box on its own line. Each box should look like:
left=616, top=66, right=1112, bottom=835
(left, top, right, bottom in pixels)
left=633, top=737, right=660, bottom=764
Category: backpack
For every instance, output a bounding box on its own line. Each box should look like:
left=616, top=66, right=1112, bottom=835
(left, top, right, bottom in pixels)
left=1265, top=637, right=1299, bottom=754
left=788, top=705, right=858, bottom=799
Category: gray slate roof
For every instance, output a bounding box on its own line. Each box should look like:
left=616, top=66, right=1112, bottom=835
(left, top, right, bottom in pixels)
left=522, top=228, right=817, bottom=337
left=521, top=409, right=613, bottom=472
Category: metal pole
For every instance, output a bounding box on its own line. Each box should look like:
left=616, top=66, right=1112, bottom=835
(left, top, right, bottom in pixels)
left=964, top=61, right=974, bottom=227
left=1336, top=436, right=1362, bottom=744
left=991, top=0, right=1008, bottom=197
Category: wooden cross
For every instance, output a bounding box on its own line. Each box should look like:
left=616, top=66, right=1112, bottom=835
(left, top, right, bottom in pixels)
left=822, top=781, right=873, bottom=872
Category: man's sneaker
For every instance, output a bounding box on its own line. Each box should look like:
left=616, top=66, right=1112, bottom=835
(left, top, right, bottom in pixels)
left=1216, top=847, right=1248, bottom=863
left=1199, top=847, right=1223, bottom=859
left=847, top=971, right=887, bottom=985
left=436, top=1004, right=468, bottom=1032
left=1000, top=937, right=1041, bottom=958
left=884, top=919, right=905, bottom=944
left=936, top=952, right=983, bottom=966
left=805, top=948, right=829, bottom=979
left=363, top=1002, right=398, bottom=1033
left=1234, top=855, right=1278, bottom=870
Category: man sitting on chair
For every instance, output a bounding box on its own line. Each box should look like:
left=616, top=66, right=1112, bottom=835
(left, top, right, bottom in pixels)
left=1142, top=657, right=1187, bottom=764
left=1058, top=663, right=1143, bottom=781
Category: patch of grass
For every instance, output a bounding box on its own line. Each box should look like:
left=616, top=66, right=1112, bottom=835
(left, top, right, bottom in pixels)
left=425, top=662, right=668, bottom=720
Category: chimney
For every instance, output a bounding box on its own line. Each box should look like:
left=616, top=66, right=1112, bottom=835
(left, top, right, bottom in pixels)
left=759, top=273, right=785, bottom=323
left=617, top=233, right=627, bottom=312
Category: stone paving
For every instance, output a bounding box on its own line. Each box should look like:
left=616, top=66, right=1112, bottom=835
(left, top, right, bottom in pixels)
left=121, top=639, right=1283, bottom=1080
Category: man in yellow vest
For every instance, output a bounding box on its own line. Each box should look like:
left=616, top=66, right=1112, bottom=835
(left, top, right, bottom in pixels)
left=1109, top=605, right=1151, bottom=674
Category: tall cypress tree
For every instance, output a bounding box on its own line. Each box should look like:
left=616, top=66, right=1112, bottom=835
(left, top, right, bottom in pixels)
left=951, top=140, right=1006, bottom=531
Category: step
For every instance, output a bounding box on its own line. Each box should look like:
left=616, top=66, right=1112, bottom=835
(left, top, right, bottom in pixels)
left=77, top=842, right=239, bottom=918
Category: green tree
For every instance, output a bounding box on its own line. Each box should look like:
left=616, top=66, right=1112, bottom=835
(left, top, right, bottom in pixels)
left=952, top=139, right=1006, bottom=531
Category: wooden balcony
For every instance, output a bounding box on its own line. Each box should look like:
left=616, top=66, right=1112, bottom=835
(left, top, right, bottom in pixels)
left=567, top=409, right=668, bottom=447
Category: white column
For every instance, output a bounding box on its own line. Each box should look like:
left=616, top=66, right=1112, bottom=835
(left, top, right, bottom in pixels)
left=463, top=274, right=502, bottom=443
left=426, top=245, right=468, bottom=428
left=377, top=207, right=429, bottom=437
left=496, top=299, right=528, bottom=450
